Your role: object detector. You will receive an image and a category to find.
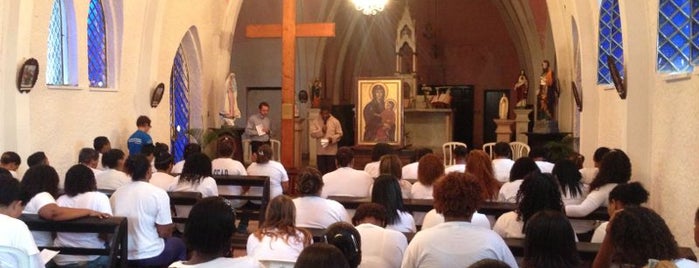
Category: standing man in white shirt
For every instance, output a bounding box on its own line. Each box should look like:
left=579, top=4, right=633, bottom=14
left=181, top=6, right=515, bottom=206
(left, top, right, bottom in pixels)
left=310, top=105, right=343, bottom=175
left=322, top=147, right=372, bottom=198
left=245, top=102, right=271, bottom=160
left=491, top=142, right=514, bottom=183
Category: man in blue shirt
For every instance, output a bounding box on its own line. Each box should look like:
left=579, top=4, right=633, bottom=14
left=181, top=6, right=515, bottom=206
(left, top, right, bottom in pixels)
left=127, top=116, right=153, bottom=155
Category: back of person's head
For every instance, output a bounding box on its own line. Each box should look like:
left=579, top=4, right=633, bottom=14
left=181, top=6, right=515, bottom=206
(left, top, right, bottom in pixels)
left=125, top=154, right=150, bottom=181
left=64, top=164, right=97, bottom=196
left=509, top=157, right=540, bottom=182
left=102, top=149, right=125, bottom=169
left=262, top=195, right=296, bottom=228
left=181, top=153, right=212, bottom=184
left=184, top=197, right=235, bottom=257
left=593, top=147, right=611, bottom=164
left=468, top=259, right=511, bottom=268
left=433, top=172, right=483, bottom=219
left=609, top=206, right=679, bottom=266
left=493, top=142, right=511, bottom=158
left=379, top=154, right=402, bottom=179
left=411, top=147, right=434, bottom=163
left=296, top=167, right=323, bottom=196
left=140, top=144, right=156, bottom=158
left=516, top=172, right=564, bottom=228
left=154, top=151, right=174, bottom=171
left=0, top=174, right=29, bottom=209
left=590, top=148, right=631, bottom=191
left=553, top=159, right=583, bottom=198
left=370, top=143, right=393, bottom=161
left=371, top=175, right=405, bottom=225
left=294, top=243, right=350, bottom=268
left=466, top=150, right=498, bottom=200
left=452, top=145, right=468, bottom=159
left=325, top=222, right=362, bottom=268
left=352, top=202, right=387, bottom=227
left=78, top=148, right=99, bottom=165
left=256, top=144, right=273, bottom=164
left=528, top=147, right=548, bottom=160
left=417, top=153, right=444, bottom=186
left=336, top=147, right=354, bottom=167
left=136, top=115, right=151, bottom=127
left=0, top=151, right=21, bottom=167
left=183, top=143, right=202, bottom=160
left=154, top=142, right=169, bottom=156
left=27, top=151, right=48, bottom=167
left=21, top=165, right=60, bottom=199
left=608, top=182, right=649, bottom=206
left=523, top=210, right=580, bottom=268
left=93, top=136, right=110, bottom=152
left=216, top=135, right=236, bottom=158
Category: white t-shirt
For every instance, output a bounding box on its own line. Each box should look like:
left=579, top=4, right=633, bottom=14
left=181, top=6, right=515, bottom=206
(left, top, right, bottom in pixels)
left=22, top=192, right=56, bottom=246
left=535, top=160, right=555, bottom=173
left=421, top=209, right=491, bottom=230
left=387, top=210, right=416, bottom=233
left=364, top=161, right=380, bottom=178
left=410, top=182, right=433, bottom=199
left=53, top=192, right=113, bottom=266
left=321, top=167, right=373, bottom=198
left=95, top=169, right=131, bottom=190
left=171, top=160, right=185, bottom=174
left=444, top=164, right=466, bottom=174
left=401, top=162, right=419, bottom=180
left=355, top=223, right=407, bottom=268
left=497, top=180, right=523, bottom=203
left=492, top=158, right=514, bottom=183
left=672, top=258, right=699, bottom=268
left=590, top=221, right=607, bottom=243
left=561, top=183, right=589, bottom=206
left=579, top=167, right=598, bottom=185
left=565, top=183, right=617, bottom=217
left=169, top=257, right=261, bottom=268
left=110, top=181, right=172, bottom=260
left=168, top=176, right=219, bottom=231
left=401, top=221, right=517, bottom=268
left=246, top=229, right=308, bottom=262
left=150, top=171, right=177, bottom=191
left=0, top=214, right=42, bottom=268
left=292, top=196, right=349, bottom=229
left=246, top=161, right=289, bottom=202
left=492, top=211, right=525, bottom=238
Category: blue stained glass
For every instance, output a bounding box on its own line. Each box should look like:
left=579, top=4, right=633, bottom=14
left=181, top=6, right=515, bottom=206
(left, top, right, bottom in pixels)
left=658, top=0, right=692, bottom=72
left=598, top=0, right=625, bottom=84
left=170, top=45, right=190, bottom=162
left=47, top=0, right=64, bottom=85
left=87, top=0, right=107, bottom=87
left=691, top=0, right=699, bottom=63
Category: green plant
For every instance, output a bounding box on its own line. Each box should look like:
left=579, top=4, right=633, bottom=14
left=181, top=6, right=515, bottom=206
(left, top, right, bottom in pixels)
left=544, top=134, right=575, bottom=163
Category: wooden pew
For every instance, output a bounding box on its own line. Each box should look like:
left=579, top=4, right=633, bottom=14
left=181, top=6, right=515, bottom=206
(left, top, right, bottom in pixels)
left=169, top=191, right=203, bottom=224
left=20, top=214, right=128, bottom=268
left=212, top=175, right=270, bottom=224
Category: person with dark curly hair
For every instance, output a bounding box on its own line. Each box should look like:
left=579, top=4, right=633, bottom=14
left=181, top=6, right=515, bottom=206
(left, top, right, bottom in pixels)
left=293, top=167, right=349, bottom=229
left=579, top=146, right=610, bottom=184
left=401, top=172, right=517, bottom=268
left=498, top=157, right=540, bottom=202
left=150, top=151, right=176, bottom=191
left=371, top=174, right=416, bottom=233
left=566, top=149, right=631, bottom=217
left=352, top=203, right=407, bottom=268
left=169, top=153, right=219, bottom=232
left=411, top=153, right=444, bottom=199
left=493, top=172, right=566, bottom=238
left=247, top=195, right=311, bottom=263
left=170, top=197, right=260, bottom=267
left=325, top=222, right=362, bottom=268
left=466, top=150, right=500, bottom=201
left=590, top=182, right=649, bottom=243
left=523, top=210, right=580, bottom=268
left=26, top=151, right=49, bottom=168
left=592, top=206, right=698, bottom=268
left=171, top=143, right=201, bottom=174
left=492, top=142, right=514, bottom=183
left=363, top=143, right=393, bottom=178
left=96, top=148, right=129, bottom=190
left=379, top=154, right=413, bottom=198
left=295, top=243, right=350, bottom=268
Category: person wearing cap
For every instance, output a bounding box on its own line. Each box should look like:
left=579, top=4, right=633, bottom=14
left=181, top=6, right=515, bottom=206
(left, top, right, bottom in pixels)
left=127, top=115, right=153, bottom=155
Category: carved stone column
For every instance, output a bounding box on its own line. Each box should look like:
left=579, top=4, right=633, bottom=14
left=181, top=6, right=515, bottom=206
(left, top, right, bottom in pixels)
left=493, top=119, right=515, bottom=143
left=514, top=108, right=532, bottom=143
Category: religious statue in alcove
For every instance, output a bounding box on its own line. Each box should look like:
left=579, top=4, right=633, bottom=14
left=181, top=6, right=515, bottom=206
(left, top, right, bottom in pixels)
left=537, top=60, right=559, bottom=120
left=514, top=69, right=528, bottom=108
left=311, top=79, right=322, bottom=108
left=220, top=73, right=241, bottom=126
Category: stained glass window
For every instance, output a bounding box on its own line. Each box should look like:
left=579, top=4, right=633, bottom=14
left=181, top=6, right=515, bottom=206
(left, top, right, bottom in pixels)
left=47, top=0, right=65, bottom=85
left=170, top=45, right=190, bottom=162
left=598, top=0, right=625, bottom=84
left=87, top=0, right=107, bottom=87
left=691, top=0, right=699, bottom=64
left=658, top=0, right=692, bottom=73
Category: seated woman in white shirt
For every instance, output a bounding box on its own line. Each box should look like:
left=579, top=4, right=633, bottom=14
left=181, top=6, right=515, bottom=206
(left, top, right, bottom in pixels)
left=325, top=222, right=362, bottom=268
left=493, top=172, right=565, bottom=239
left=247, top=195, right=311, bottom=262
left=170, top=197, right=260, bottom=268
left=168, top=153, right=219, bottom=232
left=171, top=143, right=201, bottom=174
left=565, top=149, right=631, bottom=217
left=95, top=149, right=129, bottom=190
left=211, top=136, right=247, bottom=207
left=523, top=210, right=580, bottom=268
left=553, top=159, right=587, bottom=205
left=402, top=148, right=433, bottom=180
left=351, top=203, right=407, bottom=268
left=0, top=175, right=43, bottom=268
left=579, top=147, right=610, bottom=185
left=410, top=153, right=444, bottom=199
left=466, top=150, right=501, bottom=201
left=498, top=157, right=540, bottom=202
left=363, top=143, right=393, bottom=178
left=150, top=151, right=177, bottom=191
left=293, top=167, right=349, bottom=229
left=371, top=175, right=416, bottom=233
left=21, top=165, right=108, bottom=247
left=53, top=165, right=113, bottom=267
left=379, top=154, right=412, bottom=199
left=590, top=182, right=649, bottom=243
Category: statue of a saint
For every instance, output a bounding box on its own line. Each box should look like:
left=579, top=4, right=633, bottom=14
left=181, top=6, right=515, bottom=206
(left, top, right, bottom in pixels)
left=311, top=80, right=322, bottom=108
left=220, top=73, right=241, bottom=126
left=537, top=60, right=559, bottom=120
left=499, top=93, right=509, bottom=119
left=514, top=70, right=528, bottom=108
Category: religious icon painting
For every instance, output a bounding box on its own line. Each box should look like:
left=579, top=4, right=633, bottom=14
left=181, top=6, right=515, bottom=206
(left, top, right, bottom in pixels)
left=356, top=78, right=403, bottom=146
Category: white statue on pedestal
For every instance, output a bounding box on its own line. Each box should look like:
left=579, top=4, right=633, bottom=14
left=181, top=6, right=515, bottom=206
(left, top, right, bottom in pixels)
left=499, top=93, right=509, bottom=119
left=220, top=73, right=241, bottom=126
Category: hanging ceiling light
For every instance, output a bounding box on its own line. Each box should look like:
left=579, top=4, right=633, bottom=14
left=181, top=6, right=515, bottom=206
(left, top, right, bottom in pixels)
left=352, top=0, right=388, bottom=15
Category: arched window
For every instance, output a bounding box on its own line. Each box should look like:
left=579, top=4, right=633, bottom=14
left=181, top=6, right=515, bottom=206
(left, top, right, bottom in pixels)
left=597, top=0, right=624, bottom=84
left=47, top=0, right=77, bottom=86
left=170, top=45, right=190, bottom=162
left=87, top=0, right=108, bottom=87
left=658, top=0, right=692, bottom=73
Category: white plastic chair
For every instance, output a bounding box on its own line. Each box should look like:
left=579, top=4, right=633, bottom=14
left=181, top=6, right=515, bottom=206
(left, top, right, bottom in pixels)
left=270, top=139, right=281, bottom=161
left=0, top=246, right=31, bottom=268
left=509, top=141, right=531, bottom=160
left=482, top=142, right=496, bottom=159
left=442, top=142, right=467, bottom=166
left=243, top=139, right=281, bottom=163
left=242, top=139, right=252, bottom=165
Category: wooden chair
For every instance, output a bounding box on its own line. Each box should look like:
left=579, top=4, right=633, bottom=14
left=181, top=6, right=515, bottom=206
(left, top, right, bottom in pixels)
left=442, top=142, right=467, bottom=166
left=482, top=142, right=496, bottom=159
left=509, top=141, right=530, bottom=160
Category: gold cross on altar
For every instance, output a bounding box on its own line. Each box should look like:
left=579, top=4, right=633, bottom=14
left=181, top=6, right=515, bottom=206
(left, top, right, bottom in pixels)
left=246, top=0, right=335, bottom=168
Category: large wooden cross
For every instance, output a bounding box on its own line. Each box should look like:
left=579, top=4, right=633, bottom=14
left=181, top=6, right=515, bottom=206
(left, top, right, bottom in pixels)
left=246, top=0, right=335, bottom=168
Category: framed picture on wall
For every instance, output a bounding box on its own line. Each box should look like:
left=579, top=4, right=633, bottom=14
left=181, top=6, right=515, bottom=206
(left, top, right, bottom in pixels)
left=356, top=78, right=403, bottom=146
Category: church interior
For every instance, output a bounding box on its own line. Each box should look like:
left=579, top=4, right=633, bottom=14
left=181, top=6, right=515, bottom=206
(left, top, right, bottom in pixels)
left=1, top=0, right=699, bottom=261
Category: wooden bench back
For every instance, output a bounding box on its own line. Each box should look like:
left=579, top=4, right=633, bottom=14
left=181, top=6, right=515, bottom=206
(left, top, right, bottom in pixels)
left=169, top=191, right=203, bottom=224
left=213, top=175, right=271, bottom=224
